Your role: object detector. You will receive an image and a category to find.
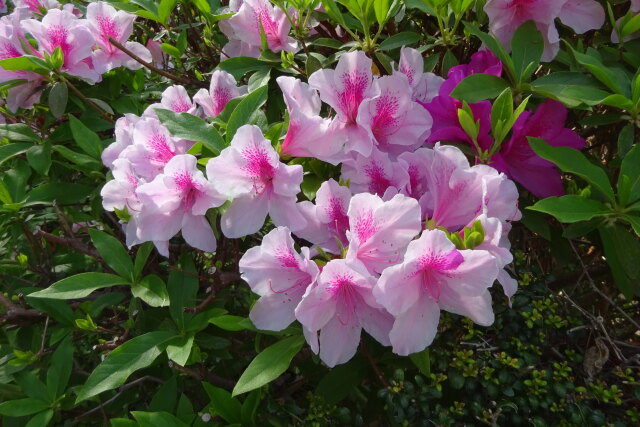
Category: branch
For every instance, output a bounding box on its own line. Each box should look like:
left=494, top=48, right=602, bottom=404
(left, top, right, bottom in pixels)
left=108, top=37, right=205, bottom=87
left=34, top=229, right=100, bottom=258
left=60, top=75, right=115, bottom=124
left=168, top=360, right=235, bottom=390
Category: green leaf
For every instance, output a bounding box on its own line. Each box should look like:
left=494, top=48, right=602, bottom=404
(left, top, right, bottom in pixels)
left=133, top=241, right=154, bottom=280
left=89, top=229, right=133, bottom=279
left=168, top=255, right=199, bottom=330
left=26, top=143, right=52, bottom=175
left=226, top=85, right=268, bottom=143
left=25, top=409, right=53, bottom=427
left=528, top=138, right=616, bottom=202
left=322, top=0, right=348, bottom=28
left=157, top=0, right=178, bottom=24
left=0, top=124, right=39, bottom=142
left=218, top=57, right=269, bottom=80
left=76, top=331, right=177, bottom=403
left=0, top=142, right=32, bottom=166
left=450, top=74, right=511, bottom=103
left=203, top=383, right=242, bottom=424
left=409, top=348, right=431, bottom=376
left=23, top=182, right=94, bottom=206
left=132, top=274, right=169, bottom=307
left=378, top=32, right=420, bottom=51
left=0, top=55, right=49, bottom=73
left=46, top=336, right=73, bottom=398
left=29, top=273, right=128, bottom=299
left=209, top=315, right=256, bottom=331
left=528, top=195, right=610, bottom=223
left=156, top=109, right=227, bottom=154
left=232, top=335, right=305, bottom=396
left=315, top=359, right=368, bottom=405
left=510, top=21, right=543, bottom=82
left=48, top=82, right=68, bottom=119
left=599, top=224, right=640, bottom=297
left=166, top=335, right=194, bottom=366
left=131, top=411, right=189, bottom=427
left=0, top=398, right=50, bottom=416
left=241, top=390, right=261, bottom=426
left=68, top=115, right=103, bottom=159
left=620, top=143, right=640, bottom=205
left=623, top=214, right=640, bottom=236
left=51, top=145, right=102, bottom=170
left=572, top=50, right=630, bottom=96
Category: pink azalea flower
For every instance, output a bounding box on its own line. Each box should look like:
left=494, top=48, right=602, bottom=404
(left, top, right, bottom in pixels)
left=227, top=0, right=297, bottom=54
left=194, top=70, right=247, bottom=118
left=356, top=73, right=432, bottom=155
left=220, top=39, right=261, bottom=59
left=276, top=76, right=339, bottom=162
left=206, top=125, right=306, bottom=238
left=295, top=179, right=352, bottom=254
left=0, top=17, right=44, bottom=112
left=397, top=148, right=432, bottom=212
left=144, top=85, right=199, bottom=117
left=309, top=51, right=376, bottom=156
left=86, top=1, right=151, bottom=74
left=146, top=39, right=170, bottom=68
left=341, top=147, right=409, bottom=197
left=0, top=0, right=7, bottom=14
left=396, top=47, right=444, bottom=103
left=487, top=99, right=586, bottom=198
left=484, top=0, right=604, bottom=61
left=374, top=229, right=498, bottom=355
left=22, top=9, right=101, bottom=82
left=421, top=144, right=520, bottom=230
left=133, top=154, right=225, bottom=255
left=345, top=193, right=422, bottom=275
left=295, top=259, right=394, bottom=367
left=239, top=227, right=320, bottom=331
left=120, top=117, right=191, bottom=181
left=100, top=158, right=143, bottom=213
left=14, top=0, right=60, bottom=16
left=101, top=113, right=141, bottom=169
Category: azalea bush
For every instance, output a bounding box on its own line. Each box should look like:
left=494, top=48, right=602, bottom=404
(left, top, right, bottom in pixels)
left=0, top=0, right=639, bottom=425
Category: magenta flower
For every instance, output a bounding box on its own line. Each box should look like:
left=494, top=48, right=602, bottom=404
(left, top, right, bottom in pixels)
left=22, top=9, right=101, bottom=82
left=121, top=117, right=191, bottom=181
left=227, top=0, right=297, bottom=54
left=295, top=259, right=394, bottom=367
left=194, top=70, right=247, bottom=119
left=239, top=227, right=319, bottom=331
left=374, top=229, right=499, bottom=355
left=133, top=154, right=225, bottom=255
left=484, top=0, right=604, bottom=61
left=488, top=99, right=586, bottom=198
left=345, top=193, right=422, bottom=275
left=295, top=179, right=352, bottom=254
left=356, top=74, right=432, bottom=155
left=206, top=125, right=306, bottom=238
left=341, top=148, right=409, bottom=197
left=276, top=76, right=340, bottom=162
left=309, top=51, right=375, bottom=156
left=144, top=85, right=198, bottom=117
left=86, top=1, right=151, bottom=74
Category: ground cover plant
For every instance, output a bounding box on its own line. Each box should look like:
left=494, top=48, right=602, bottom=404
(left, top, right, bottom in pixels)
left=0, top=0, right=639, bottom=425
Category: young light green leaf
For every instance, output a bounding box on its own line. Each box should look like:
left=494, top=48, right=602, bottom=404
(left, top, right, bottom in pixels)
left=527, top=195, right=610, bottom=223
left=232, top=335, right=305, bottom=396
left=89, top=229, right=134, bottom=279
left=528, top=138, right=616, bottom=202
left=29, top=273, right=129, bottom=299
left=76, top=331, right=176, bottom=403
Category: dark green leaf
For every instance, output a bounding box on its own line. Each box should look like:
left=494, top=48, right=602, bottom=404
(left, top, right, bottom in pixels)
left=0, top=124, right=39, bottom=142
left=156, top=109, right=226, bottom=154
left=232, top=335, right=305, bottom=396
left=46, top=336, right=73, bottom=398
left=48, top=82, right=68, bottom=119
left=133, top=241, right=154, bottom=280
left=0, top=142, right=32, bottom=165
left=89, top=229, right=133, bottom=279
left=218, top=57, right=269, bottom=80
left=528, top=195, right=610, bottom=223
left=68, top=115, right=103, bottom=159
left=450, top=74, right=511, bottom=103
left=26, top=143, right=52, bottom=175
left=203, top=383, right=242, bottom=424
left=226, top=85, right=268, bottom=143
left=23, top=183, right=94, bottom=206
left=132, top=274, right=169, bottom=307
left=511, top=21, right=543, bottom=82
left=0, top=398, right=50, bottom=416
left=378, top=32, right=420, bottom=51
left=131, top=411, right=189, bottom=427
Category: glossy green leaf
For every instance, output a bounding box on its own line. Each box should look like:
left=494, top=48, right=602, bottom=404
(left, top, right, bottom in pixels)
left=511, top=21, right=543, bottom=82
left=0, top=398, right=50, bottom=416
left=132, top=274, right=169, bottom=307
left=156, top=109, right=226, bottom=154
left=528, top=195, right=610, bottom=223
left=203, top=383, right=242, bottom=424
left=226, top=85, right=268, bottom=143
left=68, top=115, right=102, bottom=159
left=378, top=32, right=420, bottom=51
left=89, top=229, right=134, bottom=279
left=450, top=74, right=511, bottom=103
left=131, top=411, right=189, bottom=427
left=29, top=273, right=129, bottom=299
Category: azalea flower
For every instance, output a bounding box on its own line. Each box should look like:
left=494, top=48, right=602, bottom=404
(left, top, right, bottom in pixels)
left=22, top=9, right=101, bottom=82
left=396, top=47, right=444, bottom=103
left=133, top=154, right=225, bottom=255
left=86, top=1, right=151, bottom=74
left=194, top=70, right=247, bottom=119
left=309, top=51, right=375, bottom=156
left=144, top=85, right=199, bottom=117
left=341, top=147, right=409, bottom=197
left=345, top=193, right=422, bottom=275
left=276, top=76, right=339, bottom=162
left=374, top=229, right=498, bottom=355
left=206, top=125, right=306, bottom=238
left=100, top=158, right=143, bottom=213
left=484, top=0, right=605, bottom=61
left=102, top=114, right=141, bottom=169
left=239, top=227, right=319, bottom=331
left=356, top=73, right=432, bottom=156
left=295, top=258, right=394, bottom=367
left=295, top=179, right=352, bottom=254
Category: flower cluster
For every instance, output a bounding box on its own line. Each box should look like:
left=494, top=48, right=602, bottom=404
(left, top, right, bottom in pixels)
left=0, top=1, right=150, bottom=111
